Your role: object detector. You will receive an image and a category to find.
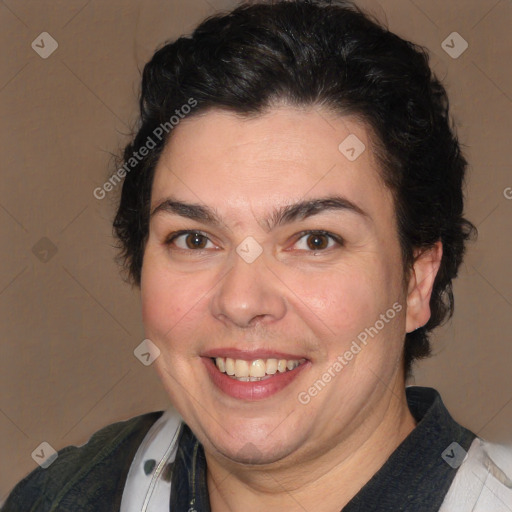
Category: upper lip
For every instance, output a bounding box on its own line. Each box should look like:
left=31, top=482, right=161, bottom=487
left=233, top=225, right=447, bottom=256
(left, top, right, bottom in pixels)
left=202, top=348, right=308, bottom=361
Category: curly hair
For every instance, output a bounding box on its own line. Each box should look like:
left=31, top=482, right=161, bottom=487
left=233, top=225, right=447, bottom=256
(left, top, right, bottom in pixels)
left=113, top=0, right=476, bottom=377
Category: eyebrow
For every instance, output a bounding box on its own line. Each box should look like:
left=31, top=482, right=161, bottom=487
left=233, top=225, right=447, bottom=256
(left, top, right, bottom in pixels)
left=150, top=195, right=370, bottom=231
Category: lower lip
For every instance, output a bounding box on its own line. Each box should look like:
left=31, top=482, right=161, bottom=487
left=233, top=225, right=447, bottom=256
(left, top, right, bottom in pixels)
left=203, top=358, right=309, bottom=401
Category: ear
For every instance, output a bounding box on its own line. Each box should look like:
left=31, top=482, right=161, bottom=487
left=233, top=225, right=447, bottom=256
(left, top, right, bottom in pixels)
left=405, top=241, right=443, bottom=333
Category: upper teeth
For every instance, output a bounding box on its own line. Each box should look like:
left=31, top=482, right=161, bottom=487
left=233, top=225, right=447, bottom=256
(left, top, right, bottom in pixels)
left=215, top=357, right=305, bottom=378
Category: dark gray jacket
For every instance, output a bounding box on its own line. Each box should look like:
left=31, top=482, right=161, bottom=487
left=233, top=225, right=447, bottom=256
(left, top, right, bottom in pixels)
left=2, top=412, right=162, bottom=512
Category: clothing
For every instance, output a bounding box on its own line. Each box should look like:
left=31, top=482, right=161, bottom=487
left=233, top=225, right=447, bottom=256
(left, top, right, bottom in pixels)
left=2, top=387, right=511, bottom=511
left=120, top=408, right=182, bottom=511
left=2, top=411, right=162, bottom=512
left=440, top=437, right=512, bottom=511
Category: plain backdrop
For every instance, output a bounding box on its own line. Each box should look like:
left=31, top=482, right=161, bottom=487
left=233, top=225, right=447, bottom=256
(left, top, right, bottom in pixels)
left=1, top=0, right=511, bottom=501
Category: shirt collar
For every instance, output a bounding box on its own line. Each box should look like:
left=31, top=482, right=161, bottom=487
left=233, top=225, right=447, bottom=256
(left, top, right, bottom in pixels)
left=170, top=386, right=476, bottom=511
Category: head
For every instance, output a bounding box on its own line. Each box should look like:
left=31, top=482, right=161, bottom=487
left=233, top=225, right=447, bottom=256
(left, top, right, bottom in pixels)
left=113, top=0, right=475, bottom=464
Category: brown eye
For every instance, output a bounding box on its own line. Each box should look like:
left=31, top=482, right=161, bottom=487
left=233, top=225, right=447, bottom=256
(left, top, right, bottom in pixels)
left=293, top=231, right=342, bottom=252
left=185, top=232, right=208, bottom=249
left=166, top=231, right=215, bottom=250
left=306, top=233, right=329, bottom=250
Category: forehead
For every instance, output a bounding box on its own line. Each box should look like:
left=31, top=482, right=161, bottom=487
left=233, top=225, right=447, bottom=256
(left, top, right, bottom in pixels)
left=150, top=106, right=393, bottom=225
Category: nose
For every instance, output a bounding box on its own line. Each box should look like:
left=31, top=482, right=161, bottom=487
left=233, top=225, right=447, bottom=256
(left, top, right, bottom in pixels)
left=210, top=248, right=287, bottom=328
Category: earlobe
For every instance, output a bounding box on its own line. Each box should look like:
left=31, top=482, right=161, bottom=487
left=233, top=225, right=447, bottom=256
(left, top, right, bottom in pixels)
left=405, top=241, right=443, bottom=333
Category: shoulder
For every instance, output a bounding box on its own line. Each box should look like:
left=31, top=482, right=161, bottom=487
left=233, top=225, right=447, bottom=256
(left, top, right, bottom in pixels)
left=440, top=437, right=512, bottom=511
left=2, top=411, right=163, bottom=512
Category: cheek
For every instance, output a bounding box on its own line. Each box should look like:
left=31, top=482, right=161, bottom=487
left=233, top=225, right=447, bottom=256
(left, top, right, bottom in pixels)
left=293, top=258, right=402, bottom=345
left=282, top=266, right=374, bottom=344
left=141, top=252, right=219, bottom=343
left=141, top=257, right=190, bottom=334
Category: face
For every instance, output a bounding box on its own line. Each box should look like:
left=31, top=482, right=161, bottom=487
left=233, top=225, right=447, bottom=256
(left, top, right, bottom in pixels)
left=141, top=106, right=418, bottom=467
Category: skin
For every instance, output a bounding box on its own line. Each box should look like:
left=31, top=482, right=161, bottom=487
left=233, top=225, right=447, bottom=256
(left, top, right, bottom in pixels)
left=140, top=105, right=442, bottom=511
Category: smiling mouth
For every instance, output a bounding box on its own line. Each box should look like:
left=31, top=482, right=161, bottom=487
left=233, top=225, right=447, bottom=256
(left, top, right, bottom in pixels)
left=212, top=357, right=307, bottom=382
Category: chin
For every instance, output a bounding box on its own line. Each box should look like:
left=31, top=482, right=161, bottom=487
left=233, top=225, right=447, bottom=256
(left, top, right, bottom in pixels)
left=214, top=440, right=291, bottom=466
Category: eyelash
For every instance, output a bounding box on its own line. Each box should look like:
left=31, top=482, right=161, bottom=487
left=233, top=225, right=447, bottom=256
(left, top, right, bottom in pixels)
left=164, top=230, right=344, bottom=252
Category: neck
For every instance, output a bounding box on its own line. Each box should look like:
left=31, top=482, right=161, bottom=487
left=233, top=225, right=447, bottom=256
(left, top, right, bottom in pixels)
left=206, top=380, right=417, bottom=512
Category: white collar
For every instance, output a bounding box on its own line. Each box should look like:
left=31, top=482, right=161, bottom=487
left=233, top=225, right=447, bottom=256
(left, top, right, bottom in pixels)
left=439, top=437, right=512, bottom=511
left=120, top=408, right=183, bottom=512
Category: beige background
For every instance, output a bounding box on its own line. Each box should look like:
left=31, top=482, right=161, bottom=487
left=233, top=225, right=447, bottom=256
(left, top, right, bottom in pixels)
left=1, top=0, right=511, bottom=501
